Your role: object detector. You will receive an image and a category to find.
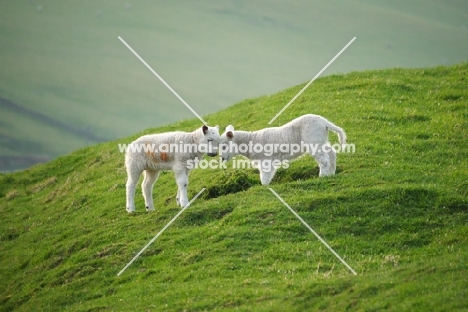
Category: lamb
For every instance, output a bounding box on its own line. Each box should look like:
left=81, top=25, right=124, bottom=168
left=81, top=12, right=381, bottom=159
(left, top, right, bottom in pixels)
left=125, top=125, right=220, bottom=212
left=219, top=114, right=346, bottom=185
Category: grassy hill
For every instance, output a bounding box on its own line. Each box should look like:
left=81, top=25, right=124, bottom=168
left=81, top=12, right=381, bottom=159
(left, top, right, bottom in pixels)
left=1, top=0, right=468, bottom=171
left=1, top=63, right=467, bottom=311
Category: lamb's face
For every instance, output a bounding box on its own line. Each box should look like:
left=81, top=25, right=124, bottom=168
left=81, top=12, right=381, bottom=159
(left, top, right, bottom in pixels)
left=220, top=125, right=237, bottom=162
left=201, top=125, right=221, bottom=157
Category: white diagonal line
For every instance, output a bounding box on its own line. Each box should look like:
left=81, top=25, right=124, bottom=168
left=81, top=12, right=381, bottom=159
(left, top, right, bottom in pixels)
left=268, top=37, right=356, bottom=124
left=268, top=188, right=357, bottom=275
left=117, top=188, right=206, bottom=276
left=118, top=36, right=207, bottom=125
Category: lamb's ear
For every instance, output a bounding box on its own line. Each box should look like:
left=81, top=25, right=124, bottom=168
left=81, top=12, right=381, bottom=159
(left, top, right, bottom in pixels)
left=215, top=125, right=219, bottom=129
left=226, top=131, right=234, bottom=140
left=202, top=125, right=208, bottom=134
left=226, top=125, right=234, bottom=132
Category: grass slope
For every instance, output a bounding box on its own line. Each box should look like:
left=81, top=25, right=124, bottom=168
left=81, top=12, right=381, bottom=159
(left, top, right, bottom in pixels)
left=1, top=0, right=468, bottom=171
left=1, top=63, right=467, bottom=311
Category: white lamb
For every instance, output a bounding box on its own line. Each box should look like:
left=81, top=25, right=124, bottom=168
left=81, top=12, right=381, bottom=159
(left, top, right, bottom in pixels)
left=125, top=125, right=220, bottom=213
left=220, top=114, right=346, bottom=185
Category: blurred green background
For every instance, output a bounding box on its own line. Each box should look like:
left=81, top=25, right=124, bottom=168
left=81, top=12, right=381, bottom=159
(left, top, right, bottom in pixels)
left=1, top=0, right=467, bottom=171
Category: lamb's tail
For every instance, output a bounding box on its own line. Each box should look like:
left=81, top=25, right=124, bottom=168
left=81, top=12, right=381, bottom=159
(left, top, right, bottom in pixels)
left=325, top=120, right=347, bottom=145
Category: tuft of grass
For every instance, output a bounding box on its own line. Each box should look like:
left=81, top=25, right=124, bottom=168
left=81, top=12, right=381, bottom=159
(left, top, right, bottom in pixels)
left=0, top=63, right=467, bottom=311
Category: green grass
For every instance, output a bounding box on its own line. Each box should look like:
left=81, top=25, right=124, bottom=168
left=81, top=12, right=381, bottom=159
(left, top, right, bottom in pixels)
left=1, top=0, right=468, bottom=171
left=1, top=63, right=467, bottom=311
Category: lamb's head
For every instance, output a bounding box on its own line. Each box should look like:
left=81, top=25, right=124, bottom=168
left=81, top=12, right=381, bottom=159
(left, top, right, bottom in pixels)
left=220, top=125, right=237, bottom=162
left=200, top=125, right=221, bottom=157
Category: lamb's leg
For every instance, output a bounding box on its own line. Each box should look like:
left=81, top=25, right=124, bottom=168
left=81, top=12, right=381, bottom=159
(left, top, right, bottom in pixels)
left=141, top=169, right=160, bottom=211
left=259, top=167, right=277, bottom=185
left=313, top=148, right=332, bottom=177
left=176, top=171, right=190, bottom=206
left=126, top=168, right=141, bottom=213
left=176, top=186, right=181, bottom=206
left=174, top=169, right=189, bottom=207
left=328, top=145, right=337, bottom=175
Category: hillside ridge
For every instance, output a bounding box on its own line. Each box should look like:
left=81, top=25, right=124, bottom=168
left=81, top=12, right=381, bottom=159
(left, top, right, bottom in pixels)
left=0, top=63, right=467, bottom=311
left=2, top=0, right=468, bottom=171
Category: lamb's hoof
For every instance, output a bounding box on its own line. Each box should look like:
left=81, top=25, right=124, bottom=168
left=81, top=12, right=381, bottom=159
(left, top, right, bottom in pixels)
left=126, top=208, right=135, bottom=213
left=146, top=206, right=155, bottom=212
